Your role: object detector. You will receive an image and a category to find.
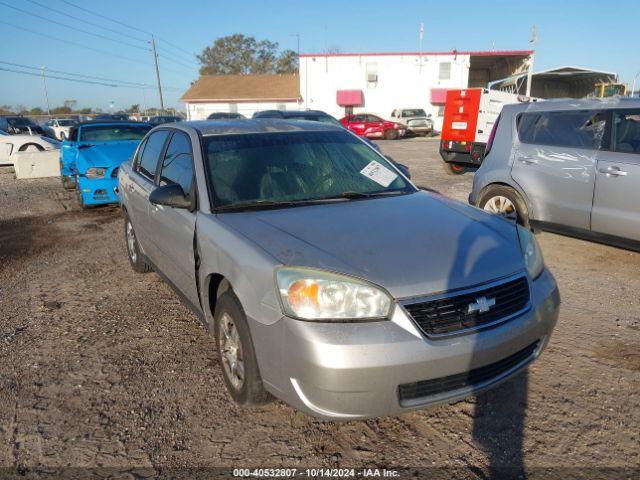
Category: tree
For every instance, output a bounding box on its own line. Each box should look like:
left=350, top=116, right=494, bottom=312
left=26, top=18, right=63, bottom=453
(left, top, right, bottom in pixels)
left=63, top=100, right=77, bottom=111
left=78, top=108, right=92, bottom=114
left=29, top=107, right=44, bottom=115
left=52, top=106, right=72, bottom=114
left=197, top=34, right=298, bottom=75
left=0, top=105, right=13, bottom=115
left=125, top=104, right=140, bottom=113
left=15, top=105, right=28, bottom=115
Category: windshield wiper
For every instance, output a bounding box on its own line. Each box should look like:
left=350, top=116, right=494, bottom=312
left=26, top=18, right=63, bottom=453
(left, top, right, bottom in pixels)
left=319, top=189, right=410, bottom=201
left=214, top=199, right=307, bottom=212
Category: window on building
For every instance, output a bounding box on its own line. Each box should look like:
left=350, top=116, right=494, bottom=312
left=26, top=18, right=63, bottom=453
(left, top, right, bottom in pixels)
left=437, top=106, right=445, bottom=117
left=366, top=62, right=378, bottom=88
left=229, top=103, right=238, bottom=113
left=518, top=110, right=606, bottom=150
left=439, top=62, right=451, bottom=81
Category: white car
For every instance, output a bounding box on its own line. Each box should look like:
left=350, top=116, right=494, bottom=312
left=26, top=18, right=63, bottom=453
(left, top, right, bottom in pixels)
left=43, top=118, right=77, bottom=140
left=0, top=131, right=60, bottom=166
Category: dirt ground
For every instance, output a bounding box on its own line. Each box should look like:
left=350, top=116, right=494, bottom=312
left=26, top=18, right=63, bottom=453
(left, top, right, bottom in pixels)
left=0, top=138, right=638, bottom=479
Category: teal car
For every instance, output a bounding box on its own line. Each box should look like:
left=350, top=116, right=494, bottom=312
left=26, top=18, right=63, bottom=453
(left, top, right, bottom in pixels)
left=61, top=121, right=151, bottom=208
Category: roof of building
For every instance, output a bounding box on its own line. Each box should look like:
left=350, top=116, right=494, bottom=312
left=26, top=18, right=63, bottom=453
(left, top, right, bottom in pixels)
left=181, top=74, right=300, bottom=103
left=299, top=49, right=533, bottom=58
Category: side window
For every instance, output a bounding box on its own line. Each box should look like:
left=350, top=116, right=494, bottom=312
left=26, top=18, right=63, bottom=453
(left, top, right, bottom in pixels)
left=518, top=110, right=606, bottom=150
left=367, top=115, right=381, bottom=123
left=159, top=132, right=194, bottom=194
left=612, top=111, right=640, bottom=154
left=136, top=130, right=169, bottom=180
left=351, top=115, right=364, bottom=122
left=133, top=137, right=148, bottom=167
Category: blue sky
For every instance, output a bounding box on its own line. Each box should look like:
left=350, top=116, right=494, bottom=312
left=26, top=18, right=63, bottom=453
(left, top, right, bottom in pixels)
left=0, top=0, right=638, bottom=111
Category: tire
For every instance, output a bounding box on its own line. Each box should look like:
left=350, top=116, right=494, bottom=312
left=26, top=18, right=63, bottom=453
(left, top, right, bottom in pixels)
left=384, top=129, right=399, bottom=140
left=123, top=211, right=152, bottom=273
left=442, top=162, right=467, bottom=175
left=214, top=291, right=272, bottom=407
left=18, top=143, right=44, bottom=153
left=477, top=185, right=530, bottom=228
left=61, top=174, right=76, bottom=191
left=76, top=186, right=89, bottom=210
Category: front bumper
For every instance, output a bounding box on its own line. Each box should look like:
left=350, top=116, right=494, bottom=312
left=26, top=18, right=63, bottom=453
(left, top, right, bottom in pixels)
left=252, top=268, right=559, bottom=420
left=77, top=176, right=119, bottom=206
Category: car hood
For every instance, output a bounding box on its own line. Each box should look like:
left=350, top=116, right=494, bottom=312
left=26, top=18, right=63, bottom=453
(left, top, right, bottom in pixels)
left=76, top=141, right=139, bottom=168
left=219, top=192, right=526, bottom=299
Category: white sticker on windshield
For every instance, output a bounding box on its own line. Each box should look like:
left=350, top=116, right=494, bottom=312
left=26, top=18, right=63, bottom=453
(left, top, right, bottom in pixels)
left=359, top=160, right=398, bottom=187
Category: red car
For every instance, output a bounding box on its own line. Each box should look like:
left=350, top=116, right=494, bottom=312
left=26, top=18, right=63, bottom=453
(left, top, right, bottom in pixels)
left=340, top=113, right=406, bottom=140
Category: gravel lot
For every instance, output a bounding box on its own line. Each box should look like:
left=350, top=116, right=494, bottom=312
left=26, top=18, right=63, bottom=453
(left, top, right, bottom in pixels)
left=0, top=138, right=638, bottom=478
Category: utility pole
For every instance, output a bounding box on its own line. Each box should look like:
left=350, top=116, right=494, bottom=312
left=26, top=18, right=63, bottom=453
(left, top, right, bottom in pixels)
left=296, top=32, right=300, bottom=73
left=40, top=65, right=51, bottom=117
left=419, top=21, right=424, bottom=73
left=631, top=71, right=640, bottom=98
left=151, top=35, right=164, bottom=112
left=525, top=25, right=537, bottom=97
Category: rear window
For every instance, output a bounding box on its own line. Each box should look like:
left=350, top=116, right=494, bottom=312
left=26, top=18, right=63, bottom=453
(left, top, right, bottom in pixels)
left=517, top=110, right=606, bottom=150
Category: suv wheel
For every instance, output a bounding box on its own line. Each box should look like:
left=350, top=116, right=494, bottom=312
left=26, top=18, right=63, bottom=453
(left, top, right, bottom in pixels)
left=124, top=212, right=152, bottom=273
left=442, top=162, right=467, bottom=175
left=477, top=185, right=530, bottom=227
left=214, top=291, right=272, bottom=407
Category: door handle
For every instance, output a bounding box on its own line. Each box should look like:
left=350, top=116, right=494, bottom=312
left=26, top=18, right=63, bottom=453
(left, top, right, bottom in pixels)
left=599, top=166, right=627, bottom=177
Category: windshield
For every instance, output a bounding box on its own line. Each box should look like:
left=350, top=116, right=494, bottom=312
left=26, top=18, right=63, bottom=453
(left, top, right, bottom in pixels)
left=7, top=117, right=36, bottom=127
left=80, top=124, right=151, bottom=142
left=402, top=109, right=426, bottom=118
left=57, top=119, right=76, bottom=126
left=203, top=130, right=414, bottom=209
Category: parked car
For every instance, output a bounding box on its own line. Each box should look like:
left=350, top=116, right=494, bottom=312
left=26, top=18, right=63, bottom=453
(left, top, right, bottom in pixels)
left=471, top=98, right=640, bottom=250
left=207, top=112, right=246, bottom=120
left=390, top=108, right=434, bottom=136
left=340, top=113, right=406, bottom=140
left=252, top=109, right=384, bottom=153
left=43, top=118, right=77, bottom=140
left=148, top=115, right=183, bottom=126
left=118, top=119, right=559, bottom=420
left=0, top=116, right=46, bottom=136
left=93, top=113, right=130, bottom=121
left=0, top=131, right=60, bottom=166
left=61, top=121, right=151, bottom=208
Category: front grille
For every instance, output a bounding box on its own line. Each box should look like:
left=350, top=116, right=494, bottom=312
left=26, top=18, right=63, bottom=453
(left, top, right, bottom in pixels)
left=409, top=120, right=427, bottom=127
left=398, top=341, right=539, bottom=403
left=403, top=276, right=529, bottom=336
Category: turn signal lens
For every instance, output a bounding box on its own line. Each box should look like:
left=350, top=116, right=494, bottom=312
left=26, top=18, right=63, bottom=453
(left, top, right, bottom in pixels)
left=276, top=267, right=392, bottom=321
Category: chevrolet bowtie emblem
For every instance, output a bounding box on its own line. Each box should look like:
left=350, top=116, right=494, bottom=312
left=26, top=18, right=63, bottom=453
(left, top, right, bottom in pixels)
left=467, top=296, right=496, bottom=314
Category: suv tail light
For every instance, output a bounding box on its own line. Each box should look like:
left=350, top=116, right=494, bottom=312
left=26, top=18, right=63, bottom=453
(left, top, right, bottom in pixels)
left=485, top=114, right=501, bottom=156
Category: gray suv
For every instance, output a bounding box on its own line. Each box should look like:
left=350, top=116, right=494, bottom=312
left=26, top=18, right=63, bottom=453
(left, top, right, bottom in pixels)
left=118, top=119, right=559, bottom=420
left=471, top=98, right=640, bottom=251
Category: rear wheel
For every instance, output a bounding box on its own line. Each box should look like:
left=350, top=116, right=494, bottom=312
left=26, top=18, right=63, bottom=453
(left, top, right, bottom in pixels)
left=124, top=211, right=152, bottom=273
left=477, top=185, right=530, bottom=227
left=214, top=291, right=272, bottom=407
left=384, top=129, right=399, bottom=140
left=442, top=162, right=467, bottom=175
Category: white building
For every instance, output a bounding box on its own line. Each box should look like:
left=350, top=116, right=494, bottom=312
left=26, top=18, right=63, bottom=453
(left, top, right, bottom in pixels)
left=182, top=74, right=301, bottom=120
left=299, top=50, right=532, bottom=131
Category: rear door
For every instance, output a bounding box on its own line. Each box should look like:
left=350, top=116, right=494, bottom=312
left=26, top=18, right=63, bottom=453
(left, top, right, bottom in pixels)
left=591, top=109, right=640, bottom=241
left=124, top=129, right=170, bottom=255
left=364, top=115, right=384, bottom=137
left=147, top=130, right=199, bottom=305
left=511, top=109, right=606, bottom=229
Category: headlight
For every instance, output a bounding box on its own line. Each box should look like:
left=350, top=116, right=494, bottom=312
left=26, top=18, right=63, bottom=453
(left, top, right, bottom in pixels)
left=276, top=267, right=392, bottom=321
left=517, top=225, right=544, bottom=279
left=86, top=167, right=107, bottom=178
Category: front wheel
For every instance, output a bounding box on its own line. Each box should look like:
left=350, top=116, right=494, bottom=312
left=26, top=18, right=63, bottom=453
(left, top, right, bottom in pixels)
left=442, top=162, right=467, bottom=175
left=124, top=212, right=152, bottom=273
left=214, top=291, right=272, bottom=407
left=477, top=185, right=530, bottom=227
left=384, top=129, right=399, bottom=140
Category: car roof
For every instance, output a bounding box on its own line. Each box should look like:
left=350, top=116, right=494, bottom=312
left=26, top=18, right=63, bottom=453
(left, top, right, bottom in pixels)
left=504, top=96, right=640, bottom=114
left=179, top=119, right=343, bottom=136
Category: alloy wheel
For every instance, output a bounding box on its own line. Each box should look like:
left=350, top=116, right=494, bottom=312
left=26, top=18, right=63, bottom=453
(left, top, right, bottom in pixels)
left=219, top=312, right=245, bottom=390
left=126, top=221, right=137, bottom=263
left=483, top=195, right=518, bottom=222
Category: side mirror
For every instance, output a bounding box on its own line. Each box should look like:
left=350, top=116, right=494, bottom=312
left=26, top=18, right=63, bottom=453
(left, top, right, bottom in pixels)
left=395, top=163, right=411, bottom=179
left=149, top=183, right=191, bottom=209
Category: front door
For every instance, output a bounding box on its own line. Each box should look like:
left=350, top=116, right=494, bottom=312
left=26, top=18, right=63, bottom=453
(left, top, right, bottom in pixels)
left=346, top=114, right=367, bottom=136
left=510, top=109, right=606, bottom=229
left=147, top=131, right=199, bottom=306
left=591, top=109, right=640, bottom=242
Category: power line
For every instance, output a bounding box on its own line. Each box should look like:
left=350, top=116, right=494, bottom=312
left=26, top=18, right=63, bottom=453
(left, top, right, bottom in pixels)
left=0, top=0, right=150, bottom=51
left=58, top=0, right=197, bottom=62
left=0, top=60, right=184, bottom=91
left=0, top=20, right=147, bottom=65
left=25, top=0, right=150, bottom=45
left=156, top=44, right=198, bottom=67
left=157, top=52, right=198, bottom=71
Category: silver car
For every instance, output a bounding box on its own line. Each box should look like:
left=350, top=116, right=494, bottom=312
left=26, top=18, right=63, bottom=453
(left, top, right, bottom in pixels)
left=118, top=120, right=559, bottom=420
left=471, top=98, right=640, bottom=251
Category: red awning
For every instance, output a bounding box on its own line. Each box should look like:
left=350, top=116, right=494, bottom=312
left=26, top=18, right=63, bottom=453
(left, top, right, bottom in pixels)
left=336, top=89, right=363, bottom=106
left=430, top=88, right=448, bottom=104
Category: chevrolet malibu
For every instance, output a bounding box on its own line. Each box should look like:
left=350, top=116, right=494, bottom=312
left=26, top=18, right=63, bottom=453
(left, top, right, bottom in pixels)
left=118, top=120, right=560, bottom=420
